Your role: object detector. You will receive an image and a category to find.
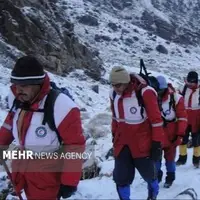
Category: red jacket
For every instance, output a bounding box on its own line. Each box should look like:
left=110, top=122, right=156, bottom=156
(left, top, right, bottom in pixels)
left=178, top=83, right=200, bottom=133
left=110, top=74, right=165, bottom=158
left=160, top=84, right=188, bottom=148
left=0, top=74, right=85, bottom=195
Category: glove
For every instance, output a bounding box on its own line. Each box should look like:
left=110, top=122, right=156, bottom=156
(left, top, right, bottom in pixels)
left=172, top=136, right=183, bottom=147
left=150, top=141, right=162, bottom=162
left=57, top=185, right=77, bottom=199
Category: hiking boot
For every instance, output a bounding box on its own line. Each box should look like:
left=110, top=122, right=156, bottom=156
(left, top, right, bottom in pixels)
left=164, top=172, right=175, bottom=188
left=163, top=181, right=173, bottom=188
left=193, top=156, right=200, bottom=168
left=147, top=196, right=156, bottom=200
left=176, top=155, right=187, bottom=165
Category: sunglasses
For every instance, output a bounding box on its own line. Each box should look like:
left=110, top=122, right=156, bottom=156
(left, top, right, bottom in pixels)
left=111, top=83, right=123, bottom=88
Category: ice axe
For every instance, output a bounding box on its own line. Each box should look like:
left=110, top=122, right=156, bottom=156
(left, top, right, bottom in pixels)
left=0, top=159, right=23, bottom=200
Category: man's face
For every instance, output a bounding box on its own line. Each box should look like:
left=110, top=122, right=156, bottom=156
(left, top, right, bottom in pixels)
left=15, top=84, right=41, bottom=103
left=112, top=83, right=128, bottom=95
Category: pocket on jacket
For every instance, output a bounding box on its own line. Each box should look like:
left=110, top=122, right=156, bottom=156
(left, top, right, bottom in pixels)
left=136, top=132, right=151, bottom=153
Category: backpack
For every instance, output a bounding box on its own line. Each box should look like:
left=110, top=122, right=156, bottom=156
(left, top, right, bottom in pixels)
left=112, top=59, right=175, bottom=120
left=50, top=81, right=74, bottom=101
left=9, top=83, right=74, bottom=145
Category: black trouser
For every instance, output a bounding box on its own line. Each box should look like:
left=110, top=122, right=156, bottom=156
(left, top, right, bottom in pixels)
left=113, top=145, right=158, bottom=199
left=182, top=125, right=200, bottom=147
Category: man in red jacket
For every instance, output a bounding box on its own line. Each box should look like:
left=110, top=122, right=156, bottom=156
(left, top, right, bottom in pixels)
left=155, top=75, right=187, bottom=188
left=109, top=66, right=165, bottom=200
left=0, top=56, right=85, bottom=199
left=176, top=71, right=200, bottom=167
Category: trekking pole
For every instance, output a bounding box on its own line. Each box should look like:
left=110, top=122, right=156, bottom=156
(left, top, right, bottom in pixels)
left=140, top=59, right=151, bottom=78
left=0, top=159, right=23, bottom=200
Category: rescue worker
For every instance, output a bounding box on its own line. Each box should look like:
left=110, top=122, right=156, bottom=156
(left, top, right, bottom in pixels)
left=109, top=66, right=165, bottom=200
left=176, top=71, right=200, bottom=167
left=0, top=56, right=85, bottom=199
left=155, top=75, right=187, bottom=188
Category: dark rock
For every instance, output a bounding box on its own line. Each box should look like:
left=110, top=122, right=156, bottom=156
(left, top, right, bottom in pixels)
left=78, top=14, right=99, bottom=26
left=95, top=34, right=111, bottom=42
left=91, top=85, right=99, bottom=93
left=108, top=22, right=118, bottom=31
left=156, top=44, right=168, bottom=54
left=111, top=0, right=123, bottom=10
left=133, top=28, right=139, bottom=33
left=133, top=36, right=139, bottom=41
left=122, top=28, right=129, bottom=34
left=0, top=0, right=104, bottom=80
left=81, top=161, right=100, bottom=180
left=113, top=38, right=119, bottom=42
left=142, top=47, right=153, bottom=53
left=123, top=1, right=132, bottom=8
left=124, top=38, right=133, bottom=46
left=185, top=49, right=190, bottom=53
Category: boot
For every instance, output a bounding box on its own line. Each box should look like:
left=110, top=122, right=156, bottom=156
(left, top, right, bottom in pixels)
left=176, top=155, right=187, bottom=165
left=193, top=147, right=200, bottom=168
left=147, top=196, right=156, bottom=200
left=193, top=156, right=200, bottom=168
left=147, top=191, right=157, bottom=200
left=147, top=180, right=158, bottom=200
left=164, top=172, right=175, bottom=188
left=176, top=145, right=187, bottom=165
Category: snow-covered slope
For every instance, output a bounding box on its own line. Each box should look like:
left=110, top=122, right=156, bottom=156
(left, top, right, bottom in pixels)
left=0, top=64, right=198, bottom=200
left=1, top=0, right=200, bottom=199
left=63, top=0, right=200, bottom=82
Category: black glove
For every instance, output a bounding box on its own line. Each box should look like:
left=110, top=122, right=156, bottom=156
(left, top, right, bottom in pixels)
left=57, top=184, right=77, bottom=199
left=150, top=141, right=162, bottom=161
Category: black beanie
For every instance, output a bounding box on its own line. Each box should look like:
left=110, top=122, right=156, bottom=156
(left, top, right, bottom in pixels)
left=11, top=56, right=45, bottom=85
left=187, top=71, right=198, bottom=83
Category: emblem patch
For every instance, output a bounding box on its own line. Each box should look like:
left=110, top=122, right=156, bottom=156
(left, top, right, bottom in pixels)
left=130, top=107, right=137, bottom=114
left=164, top=109, right=171, bottom=115
left=35, top=126, right=47, bottom=138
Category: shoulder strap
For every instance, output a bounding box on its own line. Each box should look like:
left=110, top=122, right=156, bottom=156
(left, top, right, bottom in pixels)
left=136, top=89, right=145, bottom=119
left=169, top=93, right=176, bottom=112
left=42, top=89, right=62, bottom=144
left=112, top=90, right=117, bottom=100
left=181, top=85, right=187, bottom=97
left=198, top=88, right=200, bottom=105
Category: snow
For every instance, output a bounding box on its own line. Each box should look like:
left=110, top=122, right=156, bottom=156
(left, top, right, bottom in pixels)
left=0, top=63, right=198, bottom=200
left=141, top=0, right=171, bottom=24
left=66, top=149, right=200, bottom=200
left=1, top=0, right=200, bottom=199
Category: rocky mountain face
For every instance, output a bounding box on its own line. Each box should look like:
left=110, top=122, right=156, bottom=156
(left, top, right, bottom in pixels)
left=83, top=0, right=200, bottom=46
left=64, top=0, right=200, bottom=81
left=0, top=0, right=104, bottom=80
left=1, top=0, right=200, bottom=81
